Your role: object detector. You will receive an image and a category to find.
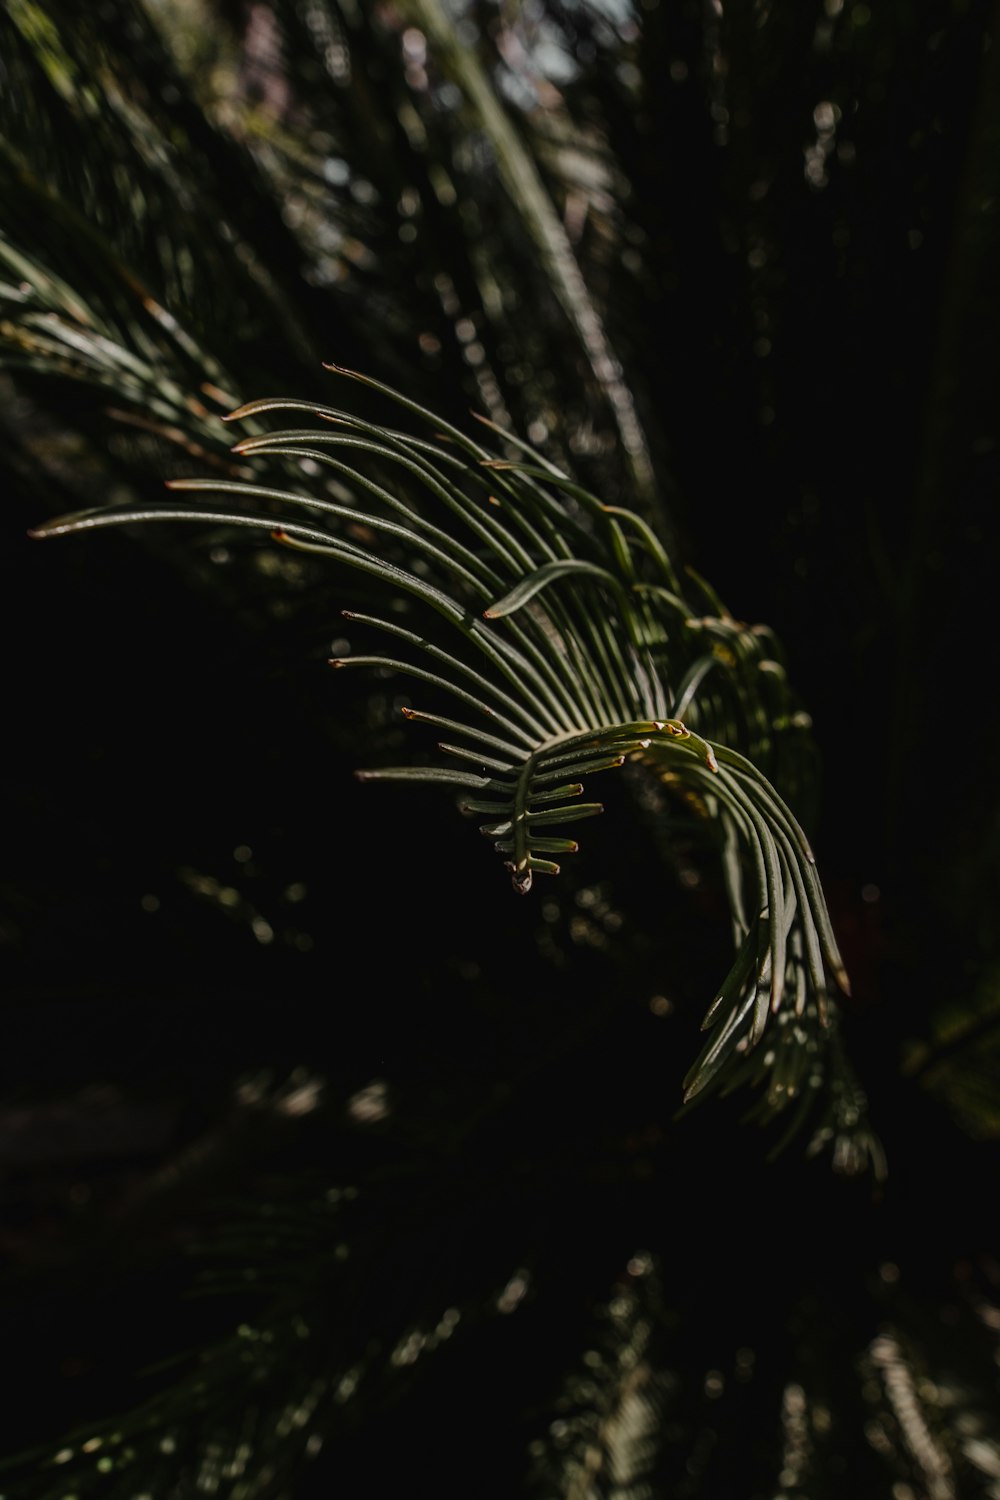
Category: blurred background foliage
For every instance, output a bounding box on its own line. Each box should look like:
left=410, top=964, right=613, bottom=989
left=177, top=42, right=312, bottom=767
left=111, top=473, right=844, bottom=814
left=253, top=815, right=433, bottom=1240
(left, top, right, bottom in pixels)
left=1, top=0, right=999, bottom=1495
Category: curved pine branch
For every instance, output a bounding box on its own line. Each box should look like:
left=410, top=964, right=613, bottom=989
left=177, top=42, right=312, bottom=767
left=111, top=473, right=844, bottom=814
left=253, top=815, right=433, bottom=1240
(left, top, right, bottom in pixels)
left=30, top=367, right=876, bottom=1161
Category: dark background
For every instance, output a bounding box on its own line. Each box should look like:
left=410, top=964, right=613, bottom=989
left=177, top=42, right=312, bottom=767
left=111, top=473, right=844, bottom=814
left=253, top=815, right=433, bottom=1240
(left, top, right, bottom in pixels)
left=1, top=0, right=999, bottom=1494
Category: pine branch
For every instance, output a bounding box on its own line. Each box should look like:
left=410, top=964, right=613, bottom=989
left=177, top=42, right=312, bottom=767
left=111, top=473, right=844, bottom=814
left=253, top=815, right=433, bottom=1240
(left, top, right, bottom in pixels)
left=28, top=365, right=869, bottom=1148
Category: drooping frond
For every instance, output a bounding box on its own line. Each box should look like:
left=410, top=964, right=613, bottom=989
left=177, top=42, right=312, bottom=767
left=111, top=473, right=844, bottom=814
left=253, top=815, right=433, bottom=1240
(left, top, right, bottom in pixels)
left=0, top=0, right=332, bottom=385
left=0, top=0, right=679, bottom=528
left=0, top=175, right=237, bottom=462
left=30, top=366, right=871, bottom=1149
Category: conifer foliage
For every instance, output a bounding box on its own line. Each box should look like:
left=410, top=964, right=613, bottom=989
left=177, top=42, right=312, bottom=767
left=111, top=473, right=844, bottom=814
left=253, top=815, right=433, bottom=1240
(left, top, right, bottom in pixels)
left=2, top=2, right=999, bottom=1497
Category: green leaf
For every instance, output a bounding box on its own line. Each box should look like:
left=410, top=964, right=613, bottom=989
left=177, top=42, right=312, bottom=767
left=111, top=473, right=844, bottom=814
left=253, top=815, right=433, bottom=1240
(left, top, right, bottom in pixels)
left=25, top=366, right=857, bottom=1133
left=483, top=559, right=627, bottom=619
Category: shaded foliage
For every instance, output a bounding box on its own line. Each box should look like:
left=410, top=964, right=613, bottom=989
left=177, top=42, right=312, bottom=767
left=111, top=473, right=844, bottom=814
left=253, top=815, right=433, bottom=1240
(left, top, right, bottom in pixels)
left=1, top=1, right=999, bottom=1496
